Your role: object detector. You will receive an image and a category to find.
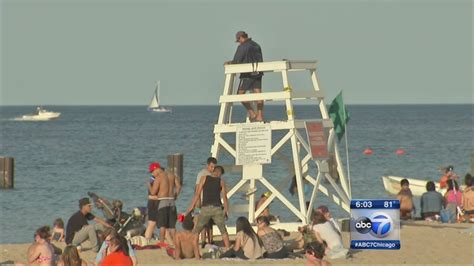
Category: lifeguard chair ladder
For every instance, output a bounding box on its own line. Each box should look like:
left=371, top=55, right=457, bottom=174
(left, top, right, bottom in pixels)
left=211, top=60, right=351, bottom=231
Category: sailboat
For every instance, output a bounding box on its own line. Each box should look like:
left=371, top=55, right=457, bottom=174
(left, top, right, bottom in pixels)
left=148, top=81, right=171, bottom=113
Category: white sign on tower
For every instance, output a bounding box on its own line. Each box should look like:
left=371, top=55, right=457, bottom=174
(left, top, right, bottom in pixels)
left=236, top=124, right=272, bottom=165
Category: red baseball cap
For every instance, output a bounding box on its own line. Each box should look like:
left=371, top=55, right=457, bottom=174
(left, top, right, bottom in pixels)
left=149, top=162, right=161, bottom=173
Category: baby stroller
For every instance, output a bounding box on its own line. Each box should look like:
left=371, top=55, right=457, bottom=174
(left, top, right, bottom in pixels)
left=88, top=192, right=146, bottom=239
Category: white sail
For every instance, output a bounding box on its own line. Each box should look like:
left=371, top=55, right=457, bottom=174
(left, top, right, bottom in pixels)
left=148, top=82, right=160, bottom=109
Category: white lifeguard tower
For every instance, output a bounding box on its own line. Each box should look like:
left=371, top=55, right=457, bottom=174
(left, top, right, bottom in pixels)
left=211, top=60, right=351, bottom=231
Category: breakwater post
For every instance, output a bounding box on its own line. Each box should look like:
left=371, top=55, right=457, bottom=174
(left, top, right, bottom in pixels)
left=0, top=157, right=14, bottom=188
left=167, top=153, right=183, bottom=185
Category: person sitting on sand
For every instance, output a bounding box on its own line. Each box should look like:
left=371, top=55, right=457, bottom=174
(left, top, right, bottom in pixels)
left=96, top=228, right=137, bottom=266
left=305, top=241, right=332, bottom=266
left=316, top=205, right=341, bottom=235
left=444, top=179, right=463, bottom=222
left=256, top=216, right=288, bottom=259
left=312, top=212, right=348, bottom=259
left=397, top=179, right=416, bottom=220
left=66, top=197, right=112, bottom=252
left=100, top=235, right=133, bottom=266
left=462, top=174, right=474, bottom=222
left=220, top=216, right=264, bottom=260
left=171, top=213, right=195, bottom=260
left=420, top=181, right=445, bottom=220
left=51, top=218, right=65, bottom=242
left=27, top=226, right=55, bottom=266
left=57, top=245, right=88, bottom=266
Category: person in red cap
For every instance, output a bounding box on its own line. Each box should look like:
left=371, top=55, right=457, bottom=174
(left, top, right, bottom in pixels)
left=225, top=31, right=265, bottom=122
left=148, top=162, right=181, bottom=246
left=144, top=162, right=163, bottom=242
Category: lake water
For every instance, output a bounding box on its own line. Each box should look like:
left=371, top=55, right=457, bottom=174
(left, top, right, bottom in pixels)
left=0, top=104, right=472, bottom=243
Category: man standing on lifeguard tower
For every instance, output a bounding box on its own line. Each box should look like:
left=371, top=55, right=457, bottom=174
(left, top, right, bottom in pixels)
left=225, top=31, right=264, bottom=122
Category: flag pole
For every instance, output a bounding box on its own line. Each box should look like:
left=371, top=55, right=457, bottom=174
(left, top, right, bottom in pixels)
left=341, top=91, right=352, bottom=198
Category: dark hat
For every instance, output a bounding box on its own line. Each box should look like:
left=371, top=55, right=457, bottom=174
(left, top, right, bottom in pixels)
left=235, top=31, right=247, bottom=42
left=446, top=165, right=454, bottom=172
left=79, top=197, right=91, bottom=208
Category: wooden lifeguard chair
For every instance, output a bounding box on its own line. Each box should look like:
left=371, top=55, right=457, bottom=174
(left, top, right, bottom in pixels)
left=211, top=60, right=351, bottom=232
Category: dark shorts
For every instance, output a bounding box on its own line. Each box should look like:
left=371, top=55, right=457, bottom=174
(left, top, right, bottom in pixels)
left=147, top=199, right=160, bottom=222
left=238, top=77, right=262, bottom=91
left=157, top=199, right=177, bottom=229
left=465, top=210, right=474, bottom=215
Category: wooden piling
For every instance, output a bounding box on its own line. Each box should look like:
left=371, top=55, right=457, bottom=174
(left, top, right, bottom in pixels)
left=167, top=153, right=183, bottom=185
left=0, top=157, right=14, bottom=189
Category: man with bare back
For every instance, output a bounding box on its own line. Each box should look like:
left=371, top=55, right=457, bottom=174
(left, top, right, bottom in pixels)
left=149, top=163, right=181, bottom=245
left=144, top=162, right=162, bottom=242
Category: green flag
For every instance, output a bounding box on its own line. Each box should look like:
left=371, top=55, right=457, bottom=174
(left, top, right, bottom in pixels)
left=328, top=91, right=350, bottom=141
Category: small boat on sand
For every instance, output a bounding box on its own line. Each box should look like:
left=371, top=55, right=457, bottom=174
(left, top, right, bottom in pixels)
left=382, top=176, right=466, bottom=197
left=17, top=107, right=61, bottom=121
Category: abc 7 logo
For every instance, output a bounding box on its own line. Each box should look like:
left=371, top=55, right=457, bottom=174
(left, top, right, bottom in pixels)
left=354, top=212, right=393, bottom=238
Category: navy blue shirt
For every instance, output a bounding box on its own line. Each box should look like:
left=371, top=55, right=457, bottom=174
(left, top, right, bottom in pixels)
left=232, top=38, right=263, bottom=78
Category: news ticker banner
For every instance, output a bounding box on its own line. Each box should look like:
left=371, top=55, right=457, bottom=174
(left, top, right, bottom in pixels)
left=350, top=199, right=401, bottom=250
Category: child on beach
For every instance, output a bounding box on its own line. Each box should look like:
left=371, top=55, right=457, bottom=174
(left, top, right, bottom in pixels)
left=397, top=179, right=415, bottom=220
left=51, top=218, right=64, bottom=242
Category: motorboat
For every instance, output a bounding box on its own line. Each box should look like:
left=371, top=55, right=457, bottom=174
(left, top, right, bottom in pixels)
left=18, top=107, right=61, bottom=121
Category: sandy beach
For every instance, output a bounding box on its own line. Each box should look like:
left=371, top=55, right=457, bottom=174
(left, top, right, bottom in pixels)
left=1, top=221, right=472, bottom=265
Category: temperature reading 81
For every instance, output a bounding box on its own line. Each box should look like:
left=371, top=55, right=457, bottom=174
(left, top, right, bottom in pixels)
left=384, top=201, right=394, bottom=208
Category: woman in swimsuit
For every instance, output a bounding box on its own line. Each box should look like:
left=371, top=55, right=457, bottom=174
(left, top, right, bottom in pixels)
left=27, top=226, right=55, bottom=266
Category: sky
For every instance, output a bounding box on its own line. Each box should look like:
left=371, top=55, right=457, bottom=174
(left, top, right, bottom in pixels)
left=1, top=0, right=472, bottom=105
